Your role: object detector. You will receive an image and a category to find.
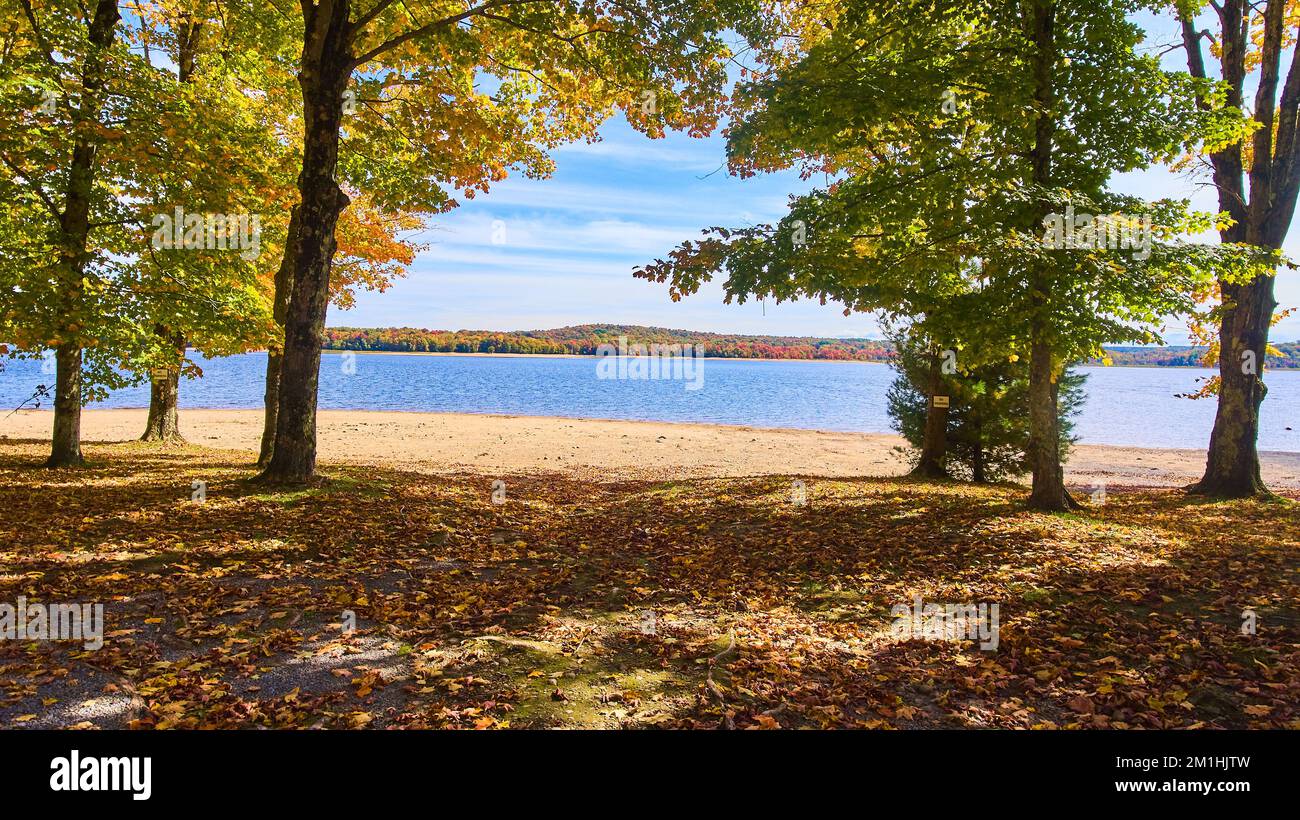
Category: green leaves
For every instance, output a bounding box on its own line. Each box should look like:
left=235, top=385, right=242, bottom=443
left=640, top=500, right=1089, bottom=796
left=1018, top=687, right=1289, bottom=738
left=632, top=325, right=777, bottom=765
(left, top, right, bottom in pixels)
left=638, top=0, right=1249, bottom=372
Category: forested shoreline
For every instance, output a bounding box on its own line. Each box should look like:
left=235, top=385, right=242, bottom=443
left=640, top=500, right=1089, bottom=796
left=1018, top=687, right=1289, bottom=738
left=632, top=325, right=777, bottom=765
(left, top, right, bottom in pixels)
left=321, top=325, right=1300, bottom=368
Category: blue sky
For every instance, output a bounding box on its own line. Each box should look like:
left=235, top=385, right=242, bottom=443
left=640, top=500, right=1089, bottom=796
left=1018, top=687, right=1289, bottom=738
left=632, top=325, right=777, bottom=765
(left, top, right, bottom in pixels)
left=332, top=14, right=1300, bottom=344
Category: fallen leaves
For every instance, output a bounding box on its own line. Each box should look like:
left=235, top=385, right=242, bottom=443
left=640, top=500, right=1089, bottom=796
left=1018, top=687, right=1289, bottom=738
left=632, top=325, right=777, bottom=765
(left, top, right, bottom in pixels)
left=0, top=441, right=1296, bottom=730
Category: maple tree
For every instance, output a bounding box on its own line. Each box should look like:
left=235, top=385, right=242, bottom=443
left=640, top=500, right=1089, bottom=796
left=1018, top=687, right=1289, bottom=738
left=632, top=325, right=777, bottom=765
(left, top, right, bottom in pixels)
left=250, top=0, right=760, bottom=484
left=126, top=2, right=294, bottom=443
left=118, top=4, right=426, bottom=455
left=258, top=197, right=424, bottom=466
left=1169, top=0, right=1300, bottom=497
left=0, top=2, right=427, bottom=458
left=0, top=0, right=134, bottom=467
left=2, top=1, right=293, bottom=458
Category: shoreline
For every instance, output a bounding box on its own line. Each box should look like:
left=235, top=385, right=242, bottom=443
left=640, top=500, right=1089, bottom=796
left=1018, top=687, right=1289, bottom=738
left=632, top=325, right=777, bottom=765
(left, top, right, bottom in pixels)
left=319, top=349, right=893, bottom=364
left=9, top=402, right=1300, bottom=453
left=308, top=348, right=1300, bottom=369
left=4, top=407, right=1299, bottom=488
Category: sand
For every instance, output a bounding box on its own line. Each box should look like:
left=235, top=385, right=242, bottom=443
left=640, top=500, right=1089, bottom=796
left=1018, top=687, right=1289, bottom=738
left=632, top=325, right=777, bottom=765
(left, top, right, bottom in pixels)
left=4, top=407, right=1299, bottom=489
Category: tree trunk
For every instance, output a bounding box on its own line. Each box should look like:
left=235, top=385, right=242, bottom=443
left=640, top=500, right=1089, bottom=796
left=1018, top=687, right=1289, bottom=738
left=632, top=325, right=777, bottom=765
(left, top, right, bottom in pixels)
left=141, top=330, right=186, bottom=442
left=972, top=419, right=986, bottom=483
left=44, top=0, right=121, bottom=469
left=1190, top=267, right=1277, bottom=497
left=910, top=350, right=950, bottom=478
left=256, top=2, right=353, bottom=484
left=258, top=348, right=282, bottom=467
left=1026, top=338, right=1076, bottom=510
left=1023, top=0, right=1076, bottom=511
left=141, top=368, right=183, bottom=442
left=46, top=344, right=85, bottom=467
left=258, top=206, right=300, bottom=468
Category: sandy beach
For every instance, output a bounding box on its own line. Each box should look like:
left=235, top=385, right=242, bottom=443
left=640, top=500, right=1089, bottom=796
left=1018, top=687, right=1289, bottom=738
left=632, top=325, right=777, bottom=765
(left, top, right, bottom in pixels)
left=3, top=407, right=1299, bottom=489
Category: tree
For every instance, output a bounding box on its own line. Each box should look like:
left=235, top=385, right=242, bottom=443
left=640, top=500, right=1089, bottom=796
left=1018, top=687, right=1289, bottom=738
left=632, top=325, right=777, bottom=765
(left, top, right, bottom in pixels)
left=254, top=0, right=758, bottom=483
left=98, top=4, right=424, bottom=454
left=1, top=1, right=305, bottom=460
left=1, top=0, right=137, bottom=466
left=637, top=0, right=1238, bottom=510
left=873, top=275, right=996, bottom=481
left=1173, top=0, right=1300, bottom=497
left=128, top=3, right=293, bottom=443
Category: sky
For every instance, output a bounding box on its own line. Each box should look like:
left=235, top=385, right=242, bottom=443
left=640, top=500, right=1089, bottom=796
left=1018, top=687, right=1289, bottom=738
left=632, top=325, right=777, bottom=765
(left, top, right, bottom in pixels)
left=329, top=13, right=1300, bottom=344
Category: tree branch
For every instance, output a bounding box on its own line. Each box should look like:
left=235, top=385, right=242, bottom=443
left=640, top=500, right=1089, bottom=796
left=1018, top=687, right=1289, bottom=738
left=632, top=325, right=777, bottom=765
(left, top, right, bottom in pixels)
left=1246, top=0, right=1285, bottom=233
left=352, top=0, right=396, bottom=32
left=350, top=0, right=539, bottom=69
left=18, top=0, right=58, bottom=67
left=0, top=152, right=62, bottom=220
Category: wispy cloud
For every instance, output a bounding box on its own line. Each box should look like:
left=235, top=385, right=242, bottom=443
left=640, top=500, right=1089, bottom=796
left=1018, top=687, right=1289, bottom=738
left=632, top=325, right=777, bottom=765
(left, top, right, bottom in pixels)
left=554, top=137, right=725, bottom=172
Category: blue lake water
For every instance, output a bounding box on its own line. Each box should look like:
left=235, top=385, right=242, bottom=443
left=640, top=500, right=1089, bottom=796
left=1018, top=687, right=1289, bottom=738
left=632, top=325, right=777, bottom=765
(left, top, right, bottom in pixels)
left=2, top=351, right=1297, bottom=452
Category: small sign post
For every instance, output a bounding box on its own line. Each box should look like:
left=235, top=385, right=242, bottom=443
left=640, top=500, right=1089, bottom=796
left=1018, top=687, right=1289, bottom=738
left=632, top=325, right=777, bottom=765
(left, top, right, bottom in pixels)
left=933, top=395, right=950, bottom=408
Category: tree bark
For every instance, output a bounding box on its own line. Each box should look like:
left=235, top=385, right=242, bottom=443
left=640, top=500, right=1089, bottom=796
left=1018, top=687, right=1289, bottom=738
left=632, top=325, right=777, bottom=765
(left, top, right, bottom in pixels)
left=971, top=434, right=985, bottom=484
left=258, top=205, right=300, bottom=468
left=910, top=350, right=950, bottom=479
left=141, top=368, right=183, bottom=442
left=46, top=344, right=85, bottom=467
left=258, top=349, right=283, bottom=467
left=1026, top=338, right=1076, bottom=510
left=45, top=0, right=121, bottom=469
left=1191, top=277, right=1275, bottom=496
left=141, top=329, right=186, bottom=442
left=256, top=0, right=353, bottom=484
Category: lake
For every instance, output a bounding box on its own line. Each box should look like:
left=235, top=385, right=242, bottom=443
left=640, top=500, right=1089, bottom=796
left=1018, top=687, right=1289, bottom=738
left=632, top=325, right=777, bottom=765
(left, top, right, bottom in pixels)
left=2, top=351, right=1297, bottom=452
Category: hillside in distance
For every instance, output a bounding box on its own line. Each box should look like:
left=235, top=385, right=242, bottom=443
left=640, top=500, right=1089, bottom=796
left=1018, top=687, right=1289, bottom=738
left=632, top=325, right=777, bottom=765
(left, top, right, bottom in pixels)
left=324, top=324, right=892, bottom=361
left=322, top=325, right=1300, bottom=368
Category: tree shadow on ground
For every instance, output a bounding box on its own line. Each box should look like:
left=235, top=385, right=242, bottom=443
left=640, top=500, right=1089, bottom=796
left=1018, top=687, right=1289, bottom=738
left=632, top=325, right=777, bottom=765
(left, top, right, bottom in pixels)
left=0, top=440, right=1295, bottom=729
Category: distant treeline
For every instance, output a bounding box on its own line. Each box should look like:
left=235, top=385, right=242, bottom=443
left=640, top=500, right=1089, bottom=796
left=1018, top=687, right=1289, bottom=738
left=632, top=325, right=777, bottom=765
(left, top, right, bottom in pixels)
left=322, top=325, right=1300, bottom=368
left=322, top=325, right=893, bottom=361
left=1102, top=344, right=1300, bottom=368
